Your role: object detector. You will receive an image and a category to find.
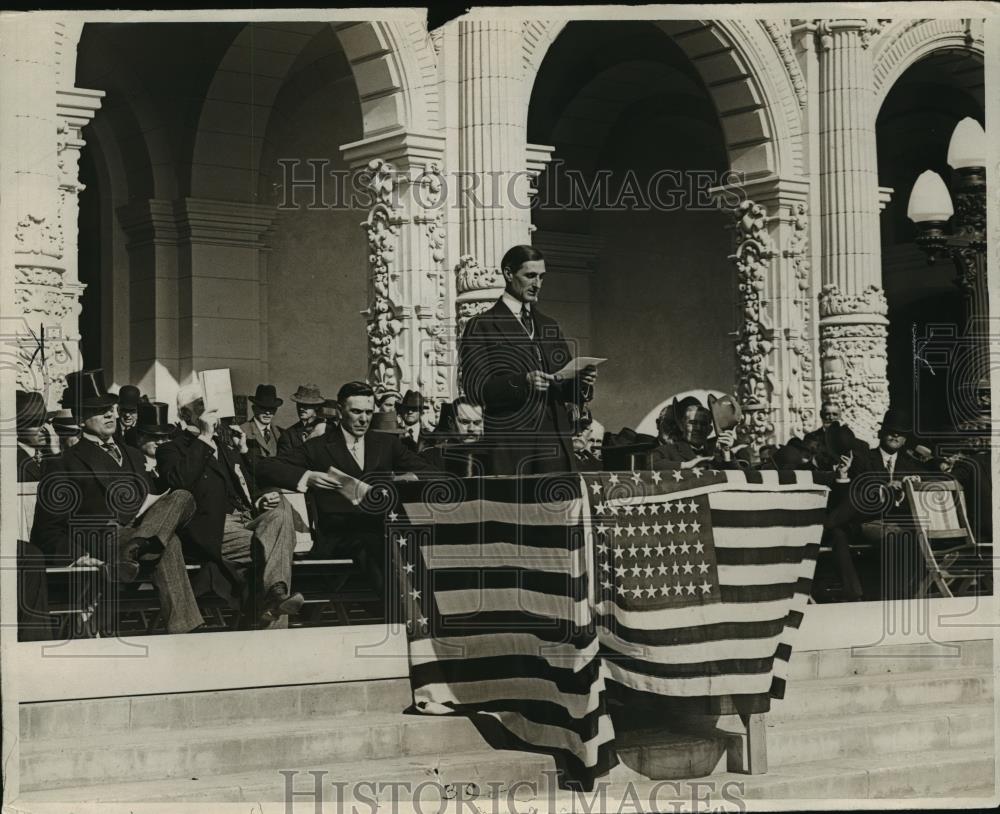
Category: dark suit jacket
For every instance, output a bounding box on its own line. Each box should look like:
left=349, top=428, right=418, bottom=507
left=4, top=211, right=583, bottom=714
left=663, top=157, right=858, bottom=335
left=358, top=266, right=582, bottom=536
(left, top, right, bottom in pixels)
left=18, top=445, right=43, bottom=483
left=459, top=299, right=582, bottom=474
left=276, top=420, right=326, bottom=456
left=30, top=438, right=152, bottom=566
left=421, top=441, right=491, bottom=478
left=156, top=430, right=259, bottom=560
left=255, top=428, right=433, bottom=532
left=240, top=419, right=283, bottom=462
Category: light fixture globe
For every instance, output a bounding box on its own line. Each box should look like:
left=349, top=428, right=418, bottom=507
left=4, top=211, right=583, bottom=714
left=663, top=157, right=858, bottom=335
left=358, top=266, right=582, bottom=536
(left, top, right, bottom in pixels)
left=907, top=170, right=954, bottom=224
left=947, top=117, right=986, bottom=169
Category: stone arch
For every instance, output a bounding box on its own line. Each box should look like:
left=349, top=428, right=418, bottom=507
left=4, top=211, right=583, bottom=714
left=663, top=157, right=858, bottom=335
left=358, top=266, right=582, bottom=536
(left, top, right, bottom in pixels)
left=523, top=18, right=805, bottom=178
left=873, top=18, right=985, bottom=107
left=190, top=20, right=437, bottom=199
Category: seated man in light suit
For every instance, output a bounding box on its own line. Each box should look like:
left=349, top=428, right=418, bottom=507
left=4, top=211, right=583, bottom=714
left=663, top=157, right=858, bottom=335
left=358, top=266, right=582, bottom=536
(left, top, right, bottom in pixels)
left=256, top=381, right=433, bottom=591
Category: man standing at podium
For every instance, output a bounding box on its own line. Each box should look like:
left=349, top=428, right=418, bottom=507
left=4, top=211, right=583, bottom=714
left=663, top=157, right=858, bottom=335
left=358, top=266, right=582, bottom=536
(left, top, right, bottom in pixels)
left=459, top=245, right=598, bottom=475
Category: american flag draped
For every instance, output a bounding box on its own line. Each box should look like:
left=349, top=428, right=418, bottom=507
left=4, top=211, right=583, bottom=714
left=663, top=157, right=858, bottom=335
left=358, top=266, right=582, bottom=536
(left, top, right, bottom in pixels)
left=391, top=467, right=827, bottom=789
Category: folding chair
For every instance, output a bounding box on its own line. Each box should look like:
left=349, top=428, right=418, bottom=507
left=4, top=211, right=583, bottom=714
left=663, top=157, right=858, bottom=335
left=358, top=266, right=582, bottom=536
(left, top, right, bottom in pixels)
left=904, top=478, right=984, bottom=598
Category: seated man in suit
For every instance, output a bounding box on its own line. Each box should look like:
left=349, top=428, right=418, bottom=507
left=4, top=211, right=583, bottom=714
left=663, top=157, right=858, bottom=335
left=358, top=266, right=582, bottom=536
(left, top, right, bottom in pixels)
left=649, top=397, right=744, bottom=470
left=277, top=384, right=328, bottom=455
left=31, top=370, right=203, bottom=634
left=16, top=390, right=53, bottom=483
left=133, top=401, right=175, bottom=488
left=421, top=398, right=490, bottom=477
left=157, top=382, right=302, bottom=628
left=240, top=384, right=284, bottom=464
left=398, top=390, right=432, bottom=453
left=823, top=408, right=938, bottom=601
left=115, top=384, right=142, bottom=447
left=256, top=381, right=433, bottom=591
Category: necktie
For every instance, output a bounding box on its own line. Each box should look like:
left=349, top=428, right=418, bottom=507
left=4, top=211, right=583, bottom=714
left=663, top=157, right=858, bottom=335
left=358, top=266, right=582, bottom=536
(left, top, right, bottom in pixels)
left=887, top=454, right=895, bottom=479
left=102, top=440, right=123, bottom=467
left=350, top=440, right=363, bottom=467
left=263, top=426, right=272, bottom=445
left=520, top=304, right=533, bottom=336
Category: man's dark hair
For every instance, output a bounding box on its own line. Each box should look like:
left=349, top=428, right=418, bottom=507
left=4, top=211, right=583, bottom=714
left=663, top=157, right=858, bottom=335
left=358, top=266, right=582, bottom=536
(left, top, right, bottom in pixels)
left=337, top=381, right=375, bottom=404
left=500, top=244, right=545, bottom=275
left=452, top=396, right=481, bottom=411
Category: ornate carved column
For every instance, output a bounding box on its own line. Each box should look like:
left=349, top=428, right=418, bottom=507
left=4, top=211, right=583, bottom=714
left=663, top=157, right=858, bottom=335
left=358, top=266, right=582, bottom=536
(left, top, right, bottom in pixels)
left=2, top=18, right=103, bottom=406
left=341, top=131, right=452, bottom=410
left=720, top=176, right=816, bottom=448
left=454, top=19, right=531, bottom=330
left=815, top=19, right=890, bottom=443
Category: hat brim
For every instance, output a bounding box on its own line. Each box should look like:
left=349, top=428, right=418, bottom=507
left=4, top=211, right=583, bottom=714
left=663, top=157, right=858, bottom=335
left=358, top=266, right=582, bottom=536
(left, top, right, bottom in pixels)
left=291, top=396, right=326, bottom=406
left=249, top=398, right=284, bottom=409
left=136, top=424, right=174, bottom=436
left=79, top=395, right=119, bottom=409
left=372, top=426, right=405, bottom=434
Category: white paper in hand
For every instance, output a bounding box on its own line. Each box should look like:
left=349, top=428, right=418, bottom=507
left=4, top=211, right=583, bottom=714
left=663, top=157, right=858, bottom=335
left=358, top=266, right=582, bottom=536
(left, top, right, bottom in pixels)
left=553, top=356, right=607, bottom=380
left=199, top=368, right=236, bottom=418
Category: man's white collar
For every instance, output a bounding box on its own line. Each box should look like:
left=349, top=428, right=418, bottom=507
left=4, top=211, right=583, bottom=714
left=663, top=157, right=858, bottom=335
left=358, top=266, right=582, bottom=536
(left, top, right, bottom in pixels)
left=501, top=291, right=528, bottom=317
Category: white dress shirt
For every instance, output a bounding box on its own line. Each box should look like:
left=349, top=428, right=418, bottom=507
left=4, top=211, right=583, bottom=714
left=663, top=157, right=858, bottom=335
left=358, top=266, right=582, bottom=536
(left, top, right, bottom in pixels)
left=502, top=291, right=533, bottom=338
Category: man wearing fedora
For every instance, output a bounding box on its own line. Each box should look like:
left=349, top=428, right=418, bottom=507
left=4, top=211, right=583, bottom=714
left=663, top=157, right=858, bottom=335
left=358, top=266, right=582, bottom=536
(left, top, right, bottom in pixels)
left=397, top=389, right=431, bottom=453
left=16, top=390, right=52, bottom=482
left=158, top=382, right=303, bottom=628
left=822, top=408, right=938, bottom=600
left=277, top=384, right=328, bottom=455
left=114, top=384, right=142, bottom=447
left=30, top=369, right=205, bottom=634
left=256, top=380, right=432, bottom=590
left=240, top=384, right=285, bottom=462
left=50, top=407, right=82, bottom=453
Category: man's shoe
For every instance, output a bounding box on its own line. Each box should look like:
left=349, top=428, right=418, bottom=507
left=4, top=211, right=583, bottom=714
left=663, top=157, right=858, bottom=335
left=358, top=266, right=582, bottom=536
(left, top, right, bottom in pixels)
left=112, top=541, right=141, bottom=584
left=259, top=582, right=305, bottom=623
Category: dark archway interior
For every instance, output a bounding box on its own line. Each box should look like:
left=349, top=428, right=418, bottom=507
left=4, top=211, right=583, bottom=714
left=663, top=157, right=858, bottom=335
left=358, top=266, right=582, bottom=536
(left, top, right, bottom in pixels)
left=529, top=21, right=732, bottom=433
left=877, top=49, right=985, bottom=437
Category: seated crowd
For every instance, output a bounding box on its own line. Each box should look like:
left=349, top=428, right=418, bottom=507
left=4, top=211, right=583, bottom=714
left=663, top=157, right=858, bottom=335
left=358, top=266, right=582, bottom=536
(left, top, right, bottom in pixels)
left=14, top=369, right=985, bottom=639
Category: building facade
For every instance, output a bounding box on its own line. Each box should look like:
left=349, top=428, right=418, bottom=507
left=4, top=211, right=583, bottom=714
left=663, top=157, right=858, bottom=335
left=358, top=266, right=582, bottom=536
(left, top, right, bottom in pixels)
left=1, top=13, right=988, bottom=444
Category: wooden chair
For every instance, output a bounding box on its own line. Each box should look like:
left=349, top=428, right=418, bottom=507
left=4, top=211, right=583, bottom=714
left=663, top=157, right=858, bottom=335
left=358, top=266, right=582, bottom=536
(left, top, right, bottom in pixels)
left=904, top=478, right=985, bottom=598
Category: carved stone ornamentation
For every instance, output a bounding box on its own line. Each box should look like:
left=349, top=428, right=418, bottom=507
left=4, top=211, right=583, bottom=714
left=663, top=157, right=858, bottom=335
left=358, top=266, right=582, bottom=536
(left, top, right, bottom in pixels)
left=819, top=323, right=889, bottom=443
left=762, top=20, right=807, bottom=110
left=361, top=159, right=404, bottom=393
left=730, top=200, right=777, bottom=448
left=416, top=162, right=452, bottom=402
left=783, top=202, right=815, bottom=437
left=818, top=283, right=888, bottom=318
left=15, top=214, right=62, bottom=260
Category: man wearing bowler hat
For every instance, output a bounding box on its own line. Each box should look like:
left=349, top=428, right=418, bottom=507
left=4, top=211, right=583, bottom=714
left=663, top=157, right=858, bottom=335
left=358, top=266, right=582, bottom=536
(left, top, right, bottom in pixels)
left=16, top=390, right=52, bottom=482
left=114, top=384, right=142, bottom=447
left=277, top=384, right=328, bottom=455
left=241, top=384, right=285, bottom=462
left=397, top=389, right=431, bottom=453
left=30, top=369, right=205, bottom=634
left=134, top=401, right=175, bottom=487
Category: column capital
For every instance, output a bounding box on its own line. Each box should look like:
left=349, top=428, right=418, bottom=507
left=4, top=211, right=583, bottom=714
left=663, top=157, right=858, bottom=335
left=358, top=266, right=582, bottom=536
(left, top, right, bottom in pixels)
left=814, top=19, right=888, bottom=49
left=117, top=198, right=277, bottom=249
left=712, top=172, right=810, bottom=212
left=340, top=129, right=446, bottom=174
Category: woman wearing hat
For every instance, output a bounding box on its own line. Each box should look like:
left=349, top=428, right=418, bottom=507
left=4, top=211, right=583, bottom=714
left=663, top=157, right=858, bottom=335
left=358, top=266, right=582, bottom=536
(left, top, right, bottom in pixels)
left=277, top=384, right=327, bottom=455
left=240, top=384, right=285, bottom=461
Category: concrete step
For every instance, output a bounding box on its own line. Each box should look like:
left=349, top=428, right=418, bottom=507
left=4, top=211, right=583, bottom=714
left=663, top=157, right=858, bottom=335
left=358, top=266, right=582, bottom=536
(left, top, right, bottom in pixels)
left=765, top=702, right=993, bottom=766
left=18, top=748, right=557, bottom=805
left=730, top=745, right=995, bottom=799
left=20, top=708, right=490, bottom=792
left=771, top=666, right=992, bottom=718
left=19, top=677, right=413, bottom=741
left=20, top=744, right=994, bottom=804
left=787, top=638, right=992, bottom=682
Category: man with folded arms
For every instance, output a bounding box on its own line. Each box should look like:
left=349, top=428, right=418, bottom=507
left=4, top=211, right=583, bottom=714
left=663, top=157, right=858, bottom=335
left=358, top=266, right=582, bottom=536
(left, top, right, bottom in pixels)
left=157, top=382, right=303, bottom=628
left=256, top=381, right=432, bottom=588
left=277, top=383, right=328, bottom=455
left=31, top=370, right=203, bottom=634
